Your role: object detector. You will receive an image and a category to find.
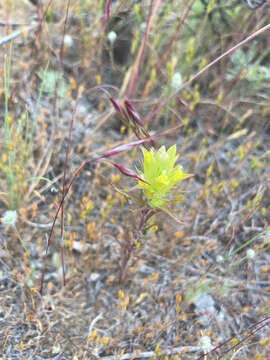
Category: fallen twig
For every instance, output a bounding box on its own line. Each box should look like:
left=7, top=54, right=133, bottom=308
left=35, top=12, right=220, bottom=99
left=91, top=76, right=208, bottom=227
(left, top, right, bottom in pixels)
left=0, top=23, right=38, bottom=46
left=100, top=346, right=199, bottom=360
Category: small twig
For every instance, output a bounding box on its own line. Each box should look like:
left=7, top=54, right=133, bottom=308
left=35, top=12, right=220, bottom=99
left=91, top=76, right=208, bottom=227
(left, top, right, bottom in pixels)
left=0, top=23, right=38, bottom=46
left=100, top=346, right=199, bottom=360
left=24, top=219, right=55, bottom=229
left=0, top=20, right=33, bottom=26
left=87, top=313, right=103, bottom=337
left=24, top=219, right=82, bottom=231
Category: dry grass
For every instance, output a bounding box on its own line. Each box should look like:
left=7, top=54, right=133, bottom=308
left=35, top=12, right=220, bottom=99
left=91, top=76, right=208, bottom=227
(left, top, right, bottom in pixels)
left=0, top=1, right=270, bottom=359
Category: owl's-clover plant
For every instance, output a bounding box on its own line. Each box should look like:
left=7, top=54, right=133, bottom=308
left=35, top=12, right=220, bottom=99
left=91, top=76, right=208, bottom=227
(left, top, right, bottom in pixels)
left=137, top=145, right=190, bottom=207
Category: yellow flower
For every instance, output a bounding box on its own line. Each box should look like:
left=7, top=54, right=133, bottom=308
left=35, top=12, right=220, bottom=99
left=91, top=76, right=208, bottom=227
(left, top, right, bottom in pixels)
left=137, top=145, right=190, bottom=207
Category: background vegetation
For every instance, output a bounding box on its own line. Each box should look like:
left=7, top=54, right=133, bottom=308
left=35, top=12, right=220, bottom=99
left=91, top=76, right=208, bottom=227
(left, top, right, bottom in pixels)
left=0, top=0, right=270, bottom=359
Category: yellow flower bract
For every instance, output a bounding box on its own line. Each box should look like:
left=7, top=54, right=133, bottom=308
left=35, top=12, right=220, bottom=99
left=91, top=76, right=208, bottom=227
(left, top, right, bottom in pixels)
left=137, top=145, right=190, bottom=207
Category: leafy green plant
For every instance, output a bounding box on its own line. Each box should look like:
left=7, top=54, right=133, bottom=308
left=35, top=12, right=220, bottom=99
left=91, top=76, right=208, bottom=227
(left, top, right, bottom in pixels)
left=226, top=42, right=269, bottom=83
left=37, top=69, right=69, bottom=107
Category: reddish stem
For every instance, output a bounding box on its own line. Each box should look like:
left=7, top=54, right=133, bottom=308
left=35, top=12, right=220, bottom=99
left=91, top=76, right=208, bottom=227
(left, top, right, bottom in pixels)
left=127, top=0, right=161, bottom=98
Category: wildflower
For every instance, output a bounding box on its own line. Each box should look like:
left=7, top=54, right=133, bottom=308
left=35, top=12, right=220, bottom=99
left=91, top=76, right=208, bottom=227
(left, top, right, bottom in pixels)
left=1, top=210, right=17, bottom=226
left=137, top=145, right=190, bottom=207
left=107, top=31, right=117, bottom=45
left=216, top=255, right=224, bottom=263
left=246, top=248, right=256, bottom=259
left=140, top=22, right=146, bottom=31
left=63, top=34, right=73, bottom=47
left=199, top=335, right=212, bottom=354
left=171, top=72, right=182, bottom=89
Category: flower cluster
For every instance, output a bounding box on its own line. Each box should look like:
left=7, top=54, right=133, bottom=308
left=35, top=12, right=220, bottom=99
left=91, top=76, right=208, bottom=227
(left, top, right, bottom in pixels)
left=137, top=145, right=190, bottom=207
